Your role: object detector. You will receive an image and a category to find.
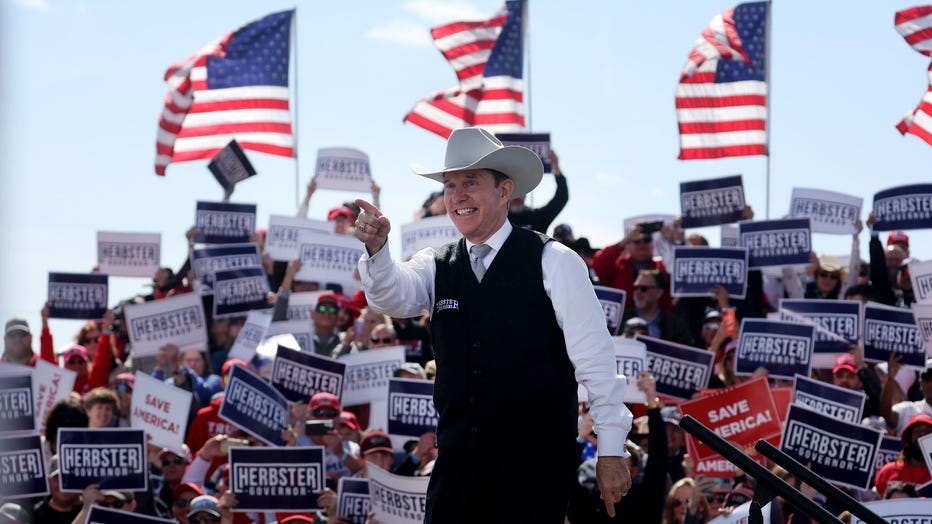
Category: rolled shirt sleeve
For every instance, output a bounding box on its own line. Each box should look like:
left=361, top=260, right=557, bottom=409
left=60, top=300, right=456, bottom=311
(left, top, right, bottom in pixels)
left=357, top=243, right=436, bottom=318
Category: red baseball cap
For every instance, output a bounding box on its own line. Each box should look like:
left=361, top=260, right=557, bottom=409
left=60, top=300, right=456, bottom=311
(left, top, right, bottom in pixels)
left=221, top=358, right=249, bottom=377
left=327, top=206, right=352, bottom=221
left=886, top=231, right=909, bottom=247
left=832, top=353, right=857, bottom=375
left=308, top=392, right=341, bottom=412
left=62, top=345, right=88, bottom=363
left=902, top=414, right=932, bottom=446
left=172, top=481, right=203, bottom=500
left=339, top=411, right=360, bottom=431
left=360, top=430, right=394, bottom=455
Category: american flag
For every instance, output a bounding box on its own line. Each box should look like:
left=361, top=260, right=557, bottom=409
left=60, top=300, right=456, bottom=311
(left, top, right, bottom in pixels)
left=155, top=11, right=294, bottom=176
left=895, top=5, right=932, bottom=146
left=676, top=2, right=768, bottom=160
left=403, top=0, right=526, bottom=139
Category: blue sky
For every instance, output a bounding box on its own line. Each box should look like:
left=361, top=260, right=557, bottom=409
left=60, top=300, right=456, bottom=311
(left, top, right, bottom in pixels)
left=2, top=0, right=930, bottom=340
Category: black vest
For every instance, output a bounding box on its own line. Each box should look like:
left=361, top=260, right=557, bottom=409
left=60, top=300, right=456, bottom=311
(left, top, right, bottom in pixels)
left=430, top=226, right=578, bottom=447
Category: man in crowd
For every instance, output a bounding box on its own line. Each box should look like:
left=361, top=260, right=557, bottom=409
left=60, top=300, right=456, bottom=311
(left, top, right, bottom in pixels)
left=507, top=149, right=568, bottom=234
left=2, top=317, right=37, bottom=366
left=622, top=270, right=693, bottom=346
left=592, top=224, right=672, bottom=310
left=352, top=127, right=631, bottom=522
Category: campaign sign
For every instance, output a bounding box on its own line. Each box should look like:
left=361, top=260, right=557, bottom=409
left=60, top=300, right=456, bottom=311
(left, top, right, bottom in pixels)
left=735, top=319, right=813, bottom=380
left=192, top=243, right=262, bottom=295
left=495, top=133, right=553, bottom=173
left=33, top=360, right=76, bottom=431
left=874, top=435, right=901, bottom=480
left=720, top=224, right=739, bottom=247
left=0, top=434, right=48, bottom=498
left=387, top=379, right=437, bottom=439
left=97, top=231, right=161, bottom=278
left=593, top=285, right=627, bottom=335
left=286, top=291, right=320, bottom=321
left=228, top=310, right=273, bottom=362
left=0, top=373, right=34, bottom=434
left=367, top=463, right=429, bottom=524
left=871, top=183, right=932, bottom=231
left=314, top=147, right=372, bottom=192
left=271, top=345, right=345, bottom=403
left=219, top=364, right=289, bottom=446
left=791, top=374, right=865, bottom=424
left=208, top=139, right=257, bottom=191
left=639, top=335, right=714, bottom=400
left=679, top=175, right=745, bottom=228
left=739, top=218, right=811, bottom=269
left=57, top=428, right=147, bottom=492
left=87, top=505, right=176, bottom=524
left=130, top=372, right=193, bottom=451
left=295, top=229, right=365, bottom=283
left=265, top=215, right=335, bottom=262
left=339, top=346, right=405, bottom=406
left=778, top=299, right=860, bottom=369
left=229, top=446, right=325, bottom=512
left=909, top=259, right=932, bottom=304
left=338, top=477, right=372, bottom=524
left=213, top=267, right=273, bottom=318
left=780, top=404, right=882, bottom=490
left=194, top=201, right=257, bottom=244
left=47, top=272, right=108, bottom=320
left=863, top=302, right=924, bottom=369
left=914, top=303, right=932, bottom=356
left=920, top=432, right=932, bottom=480
left=123, top=293, right=208, bottom=357
left=852, top=499, right=932, bottom=524
left=789, top=188, right=862, bottom=235
left=400, top=215, right=461, bottom=262
left=579, top=338, right=648, bottom=404
left=672, top=247, right=749, bottom=299
left=706, top=501, right=772, bottom=524
left=265, top=320, right=314, bottom=354
left=680, top=377, right=782, bottom=461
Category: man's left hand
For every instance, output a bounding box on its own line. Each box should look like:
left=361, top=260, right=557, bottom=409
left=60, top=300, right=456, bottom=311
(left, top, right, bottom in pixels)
left=596, top=456, right=631, bottom=517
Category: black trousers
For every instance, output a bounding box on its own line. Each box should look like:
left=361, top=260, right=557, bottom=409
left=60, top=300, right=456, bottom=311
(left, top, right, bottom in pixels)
left=424, top=438, right=578, bottom=524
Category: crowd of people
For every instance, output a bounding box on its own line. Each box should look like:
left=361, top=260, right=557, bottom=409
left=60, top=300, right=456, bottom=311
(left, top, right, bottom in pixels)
left=1, top=142, right=930, bottom=524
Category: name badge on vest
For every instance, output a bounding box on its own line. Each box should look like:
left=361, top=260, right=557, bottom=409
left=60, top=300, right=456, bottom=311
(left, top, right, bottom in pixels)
left=435, top=298, right=460, bottom=314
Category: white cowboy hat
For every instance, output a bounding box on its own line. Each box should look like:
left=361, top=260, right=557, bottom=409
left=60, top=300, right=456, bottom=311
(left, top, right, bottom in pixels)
left=411, top=127, right=543, bottom=199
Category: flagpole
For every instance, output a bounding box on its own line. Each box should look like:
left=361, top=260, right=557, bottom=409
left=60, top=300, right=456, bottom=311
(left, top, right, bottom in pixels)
left=524, top=0, right=531, bottom=132
left=765, top=0, right=772, bottom=219
left=292, top=8, right=300, bottom=209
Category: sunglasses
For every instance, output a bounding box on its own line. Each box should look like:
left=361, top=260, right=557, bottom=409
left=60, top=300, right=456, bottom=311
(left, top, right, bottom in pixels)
left=631, top=237, right=653, bottom=245
left=311, top=408, right=340, bottom=419
left=706, top=493, right=728, bottom=503
left=315, top=304, right=338, bottom=315
left=161, top=457, right=186, bottom=467
left=371, top=336, right=395, bottom=344
left=190, top=516, right=220, bottom=524
left=672, top=497, right=689, bottom=507
left=702, top=323, right=720, bottom=331
left=634, top=285, right=657, bottom=293
left=67, top=358, right=86, bottom=365
left=97, top=499, right=126, bottom=509
left=173, top=497, right=193, bottom=509
left=817, top=271, right=840, bottom=280
left=366, top=437, right=392, bottom=448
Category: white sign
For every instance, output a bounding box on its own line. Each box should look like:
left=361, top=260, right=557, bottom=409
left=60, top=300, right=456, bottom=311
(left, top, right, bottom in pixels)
left=912, top=303, right=932, bottom=357
left=921, top=431, right=932, bottom=480
left=286, top=291, right=321, bottom=322
left=577, top=338, right=646, bottom=404
left=909, top=259, right=932, bottom=305
left=96, top=231, right=161, bottom=278
left=720, top=224, right=739, bottom=247
left=367, top=463, right=429, bottom=524
left=265, top=320, right=314, bottom=354
left=295, top=230, right=365, bottom=284
left=228, top=310, right=273, bottom=362
left=789, top=187, right=862, bottom=235
left=314, top=147, right=373, bottom=193
left=339, top=346, right=405, bottom=406
left=706, top=501, right=772, bottom=524
left=852, top=499, right=932, bottom=524
left=265, top=215, right=335, bottom=262
left=400, top=215, right=461, bottom=261
left=123, top=293, right=209, bottom=357
left=130, top=372, right=193, bottom=451
left=33, top=360, right=76, bottom=431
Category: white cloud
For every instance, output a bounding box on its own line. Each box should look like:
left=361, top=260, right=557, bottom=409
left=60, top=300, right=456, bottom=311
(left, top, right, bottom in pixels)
left=11, top=0, right=49, bottom=11
left=366, top=19, right=432, bottom=46
left=402, top=0, right=488, bottom=24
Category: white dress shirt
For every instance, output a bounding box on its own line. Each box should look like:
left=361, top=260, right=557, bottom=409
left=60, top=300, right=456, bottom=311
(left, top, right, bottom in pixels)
left=358, top=220, right=632, bottom=457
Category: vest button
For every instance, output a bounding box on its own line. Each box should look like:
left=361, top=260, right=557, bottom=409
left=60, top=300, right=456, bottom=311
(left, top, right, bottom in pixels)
left=468, top=395, right=476, bottom=404
left=472, top=341, right=480, bottom=350
left=472, top=368, right=481, bottom=376
left=470, top=425, right=478, bottom=434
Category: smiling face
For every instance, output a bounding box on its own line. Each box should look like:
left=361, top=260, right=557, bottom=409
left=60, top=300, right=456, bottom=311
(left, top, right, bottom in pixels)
left=443, top=169, right=513, bottom=244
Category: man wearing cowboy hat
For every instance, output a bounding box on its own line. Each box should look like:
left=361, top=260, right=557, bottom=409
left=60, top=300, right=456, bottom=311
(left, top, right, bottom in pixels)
left=353, top=127, right=632, bottom=523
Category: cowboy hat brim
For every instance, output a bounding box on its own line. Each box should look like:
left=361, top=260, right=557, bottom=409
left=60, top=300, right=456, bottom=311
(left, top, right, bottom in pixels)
left=411, top=145, right=543, bottom=199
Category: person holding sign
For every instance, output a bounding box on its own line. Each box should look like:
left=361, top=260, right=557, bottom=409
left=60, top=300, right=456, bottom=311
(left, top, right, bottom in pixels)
left=507, top=149, right=568, bottom=234
left=874, top=414, right=932, bottom=497
left=592, top=222, right=673, bottom=311
left=353, top=127, right=632, bottom=522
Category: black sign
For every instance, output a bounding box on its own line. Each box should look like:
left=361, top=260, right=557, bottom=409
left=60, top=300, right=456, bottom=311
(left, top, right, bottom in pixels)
left=208, top=140, right=257, bottom=191
left=47, top=272, right=108, bottom=319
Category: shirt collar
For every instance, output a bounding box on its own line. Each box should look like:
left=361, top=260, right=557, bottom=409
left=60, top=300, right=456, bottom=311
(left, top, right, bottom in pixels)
left=464, top=220, right=512, bottom=256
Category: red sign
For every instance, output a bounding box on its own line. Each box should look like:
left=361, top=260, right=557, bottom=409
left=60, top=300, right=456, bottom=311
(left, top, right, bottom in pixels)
left=679, top=376, right=783, bottom=461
